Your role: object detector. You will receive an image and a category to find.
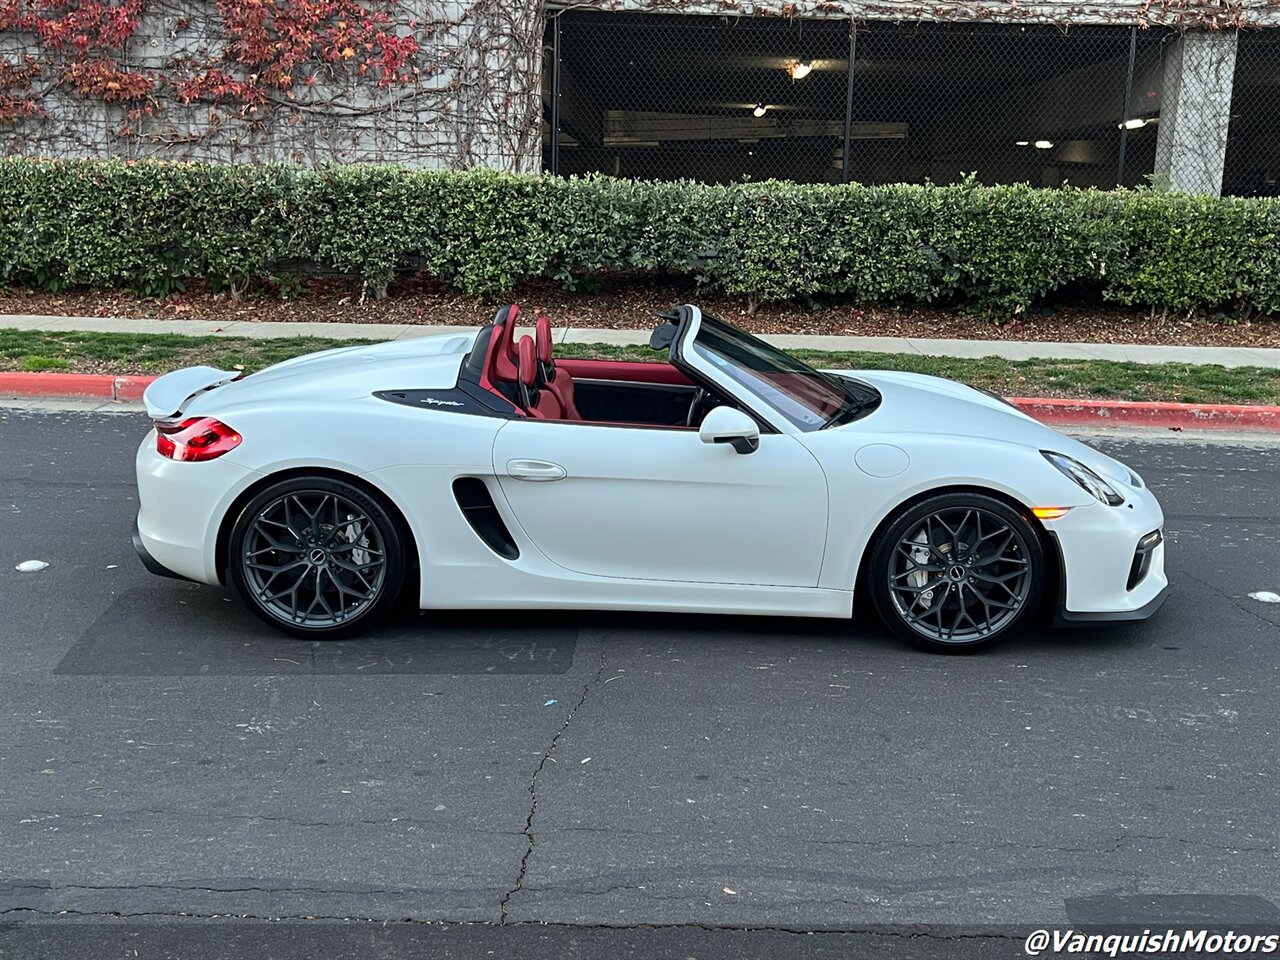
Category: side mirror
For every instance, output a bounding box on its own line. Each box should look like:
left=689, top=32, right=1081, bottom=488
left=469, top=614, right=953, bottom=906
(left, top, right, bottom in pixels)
left=699, top=406, right=760, bottom=454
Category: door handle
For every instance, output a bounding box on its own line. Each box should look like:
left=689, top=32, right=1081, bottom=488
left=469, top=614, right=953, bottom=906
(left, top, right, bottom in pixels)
left=506, top=459, right=567, bottom=481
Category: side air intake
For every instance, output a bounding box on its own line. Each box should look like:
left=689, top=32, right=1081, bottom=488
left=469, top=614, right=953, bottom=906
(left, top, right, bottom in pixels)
left=451, top=478, right=520, bottom=560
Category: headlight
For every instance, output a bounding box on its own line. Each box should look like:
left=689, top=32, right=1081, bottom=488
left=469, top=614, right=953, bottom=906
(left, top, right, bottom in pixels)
left=1042, top=451, right=1125, bottom=506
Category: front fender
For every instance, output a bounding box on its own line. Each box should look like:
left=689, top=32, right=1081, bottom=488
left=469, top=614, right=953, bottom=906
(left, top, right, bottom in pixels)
left=813, top=434, right=1094, bottom=592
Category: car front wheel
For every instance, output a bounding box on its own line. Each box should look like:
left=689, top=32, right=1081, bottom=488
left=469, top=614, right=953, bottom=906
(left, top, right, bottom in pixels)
left=867, top=492, right=1045, bottom=653
left=228, top=476, right=407, bottom=638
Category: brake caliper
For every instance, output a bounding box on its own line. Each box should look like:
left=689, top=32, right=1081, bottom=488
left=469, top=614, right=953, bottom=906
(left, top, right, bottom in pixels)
left=910, top=529, right=932, bottom=608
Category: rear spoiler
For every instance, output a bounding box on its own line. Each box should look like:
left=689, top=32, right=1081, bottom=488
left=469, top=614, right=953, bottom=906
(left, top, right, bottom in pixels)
left=142, top=366, right=242, bottom=420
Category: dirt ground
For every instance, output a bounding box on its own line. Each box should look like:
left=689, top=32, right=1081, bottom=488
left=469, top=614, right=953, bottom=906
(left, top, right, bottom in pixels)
left=4, top=274, right=1278, bottom=347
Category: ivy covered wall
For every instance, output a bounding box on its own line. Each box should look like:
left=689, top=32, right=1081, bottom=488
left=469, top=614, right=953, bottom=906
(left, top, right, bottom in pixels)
left=0, top=0, right=544, bottom=167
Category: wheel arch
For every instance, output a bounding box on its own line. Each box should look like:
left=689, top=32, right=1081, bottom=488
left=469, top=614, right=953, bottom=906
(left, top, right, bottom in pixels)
left=852, top=483, right=1062, bottom=615
left=214, top=467, right=420, bottom=588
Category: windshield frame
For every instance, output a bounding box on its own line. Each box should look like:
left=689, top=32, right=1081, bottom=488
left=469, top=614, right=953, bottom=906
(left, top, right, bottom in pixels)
left=678, top=311, right=861, bottom=432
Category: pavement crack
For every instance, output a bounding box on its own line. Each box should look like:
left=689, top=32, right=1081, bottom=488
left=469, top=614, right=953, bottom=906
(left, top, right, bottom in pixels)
left=0, top=906, right=426, bottom=922
left=1180, top=569, right=1279, bottom=630
left=18, top=809, right=523, bottom=836
left=30, top=881, right=411, bottom=896
left=499, top=640, right=608, bottom=923
left=1106, top=833, right=1273, bottom=855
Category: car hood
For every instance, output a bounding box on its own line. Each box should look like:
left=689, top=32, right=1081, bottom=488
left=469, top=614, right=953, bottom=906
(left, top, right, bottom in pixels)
left=183, top=331, right=478, bottom=415
left=830, top=369, right=1136, bottom=484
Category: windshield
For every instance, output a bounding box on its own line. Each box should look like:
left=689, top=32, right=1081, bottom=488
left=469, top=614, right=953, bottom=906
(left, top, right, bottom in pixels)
left=688, top=313, right=857, bottom=431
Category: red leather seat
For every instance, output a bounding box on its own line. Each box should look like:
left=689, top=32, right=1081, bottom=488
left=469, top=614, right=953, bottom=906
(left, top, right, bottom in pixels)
left=517, top=336, right=562, bottom=420
left=535, top=315, right=583, bottom=421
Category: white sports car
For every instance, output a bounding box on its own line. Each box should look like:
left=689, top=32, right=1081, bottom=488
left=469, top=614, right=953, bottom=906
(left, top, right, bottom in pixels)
left=133, top=304, right=1167, bottom=653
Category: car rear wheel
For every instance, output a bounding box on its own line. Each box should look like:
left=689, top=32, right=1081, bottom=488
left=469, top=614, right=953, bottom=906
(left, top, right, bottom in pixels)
left=867, top=492, right=1044, bottom=653
left=228, top=476, right=407, bottom=639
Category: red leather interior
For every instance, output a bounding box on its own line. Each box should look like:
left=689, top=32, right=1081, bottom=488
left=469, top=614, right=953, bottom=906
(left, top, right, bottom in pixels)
left=535, top=315, right=583, bottom=421
left=557, top=359, right=693, bottom=386
left=482, top=305, right=691, bottom=422
left=552, top=369, right=580, bottom=420
left=535, top=316, right=553, bottom=364
left=517, top=335, right=536, bottom=386
left=517, top=335, right=561, bottom=419
left=490, top=303, right=521, bottom=383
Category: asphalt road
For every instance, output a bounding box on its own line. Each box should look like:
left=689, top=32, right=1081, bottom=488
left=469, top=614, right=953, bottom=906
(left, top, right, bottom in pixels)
left=2, top=408, right=1278, bottom=959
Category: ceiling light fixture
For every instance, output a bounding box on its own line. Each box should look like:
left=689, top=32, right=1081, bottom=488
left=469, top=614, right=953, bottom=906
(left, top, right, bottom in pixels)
left=787, top=59, right=813, bottom=80
left=1034, top=140, right=1054, bottom=149
left=753, top=103, right=768, bottom=118
left=1015, top=140, right=1030, bottom=146
left=1119, top=118, right=1148, bottom=130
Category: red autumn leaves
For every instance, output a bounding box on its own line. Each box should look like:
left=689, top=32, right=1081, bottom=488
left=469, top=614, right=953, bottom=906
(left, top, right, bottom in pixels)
left=0, top=0, right=420, bottom=123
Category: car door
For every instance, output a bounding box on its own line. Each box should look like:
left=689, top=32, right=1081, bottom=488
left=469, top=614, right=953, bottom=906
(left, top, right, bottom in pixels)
left=490, top=419, right=828, bottom=586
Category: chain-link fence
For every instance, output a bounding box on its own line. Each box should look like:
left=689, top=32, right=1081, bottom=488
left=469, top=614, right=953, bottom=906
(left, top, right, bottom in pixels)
left=544, top=11, right=1277, bottom=197
left=1223, top=30, right=1280, bottom=197
left=545, top=12, right=850, bottom=184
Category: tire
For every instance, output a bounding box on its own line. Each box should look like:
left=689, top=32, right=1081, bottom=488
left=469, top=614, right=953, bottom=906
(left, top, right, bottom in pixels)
left=227, top=476, right=408, bottom=639
left=867, top=492, right=1045, bottom=654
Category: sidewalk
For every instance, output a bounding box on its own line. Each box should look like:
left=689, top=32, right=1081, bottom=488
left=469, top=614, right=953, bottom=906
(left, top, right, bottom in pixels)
left=5, top=313, right=1279, bottom=368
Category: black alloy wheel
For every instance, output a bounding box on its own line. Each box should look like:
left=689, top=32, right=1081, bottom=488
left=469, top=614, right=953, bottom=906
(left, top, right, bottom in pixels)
left=228, top=476, right=407, bottom=638
left=867, top=492, right=1045, bottom=653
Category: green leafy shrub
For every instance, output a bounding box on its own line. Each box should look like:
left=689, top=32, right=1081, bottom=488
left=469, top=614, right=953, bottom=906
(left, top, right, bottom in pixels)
left=1103, top=191, right=1261, bottom=312
left=0, top=157, right=1277, bottom=316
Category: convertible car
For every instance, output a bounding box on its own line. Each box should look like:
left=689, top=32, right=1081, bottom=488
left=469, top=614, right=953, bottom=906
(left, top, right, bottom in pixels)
left=133, top=304, right=1167, bottom=653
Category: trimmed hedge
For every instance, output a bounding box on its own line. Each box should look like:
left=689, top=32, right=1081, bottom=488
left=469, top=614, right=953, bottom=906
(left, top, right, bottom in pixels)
left=2, top=157, right=1278, bottom=314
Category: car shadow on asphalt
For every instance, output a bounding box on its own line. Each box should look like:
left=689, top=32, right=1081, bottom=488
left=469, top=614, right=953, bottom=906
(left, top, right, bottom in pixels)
left=54, top=583, right=581, bottom=677
left=51, top=574, right=1163, bottom=677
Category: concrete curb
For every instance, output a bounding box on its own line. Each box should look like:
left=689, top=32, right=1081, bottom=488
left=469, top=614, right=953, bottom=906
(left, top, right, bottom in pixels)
left=5, top=371, right=1280, bottom=431
left=0, top=372, right=149, bottom=402
left=0, top=368, right=131, bottom=399
left=1008, top=397, right=1280, bottom=430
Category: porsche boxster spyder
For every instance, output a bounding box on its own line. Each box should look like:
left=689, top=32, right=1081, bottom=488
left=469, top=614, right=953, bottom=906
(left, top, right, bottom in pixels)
left=133, top=304, right=1167, bottom=652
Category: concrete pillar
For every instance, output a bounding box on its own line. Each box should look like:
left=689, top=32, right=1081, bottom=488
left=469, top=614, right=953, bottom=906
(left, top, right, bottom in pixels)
left=1153, top=30, right=1239, bottom=196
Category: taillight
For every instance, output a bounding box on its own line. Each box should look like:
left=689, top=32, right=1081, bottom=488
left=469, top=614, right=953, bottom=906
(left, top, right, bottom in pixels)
left=154, top=417, right=241, bottom=462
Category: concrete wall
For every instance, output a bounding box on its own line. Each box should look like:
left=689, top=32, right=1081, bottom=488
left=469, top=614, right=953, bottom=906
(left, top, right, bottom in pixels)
left=1153, top=30, right=1239, bottom=194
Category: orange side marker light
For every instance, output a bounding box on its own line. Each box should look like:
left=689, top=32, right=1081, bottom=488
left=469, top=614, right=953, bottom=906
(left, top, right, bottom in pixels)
left=1032, top=507, right=1072, bottom=520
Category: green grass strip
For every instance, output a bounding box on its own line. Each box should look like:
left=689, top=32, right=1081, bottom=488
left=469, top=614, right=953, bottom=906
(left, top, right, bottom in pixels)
left=2, top=328, right=1277, bottom=406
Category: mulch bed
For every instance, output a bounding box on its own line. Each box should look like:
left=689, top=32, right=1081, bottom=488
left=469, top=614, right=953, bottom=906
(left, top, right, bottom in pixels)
left=4, top=274, right=1278, bottom=347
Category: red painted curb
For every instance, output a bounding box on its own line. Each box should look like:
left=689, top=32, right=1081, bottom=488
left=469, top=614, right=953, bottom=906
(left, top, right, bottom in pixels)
left=3, top=372, right=1279, bottom=431
left=1009, top=397, right=1280, bottom=431
left=0, top=372, right=117, bottom=399
left=0, top=372, right=157, bottom=402
left=112, top=376, right=153, bottom=401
